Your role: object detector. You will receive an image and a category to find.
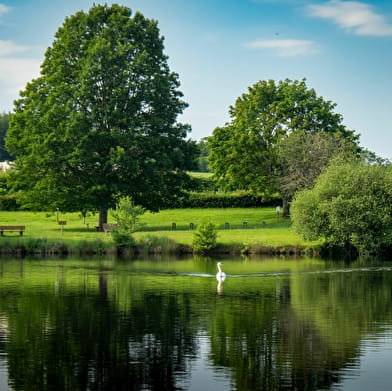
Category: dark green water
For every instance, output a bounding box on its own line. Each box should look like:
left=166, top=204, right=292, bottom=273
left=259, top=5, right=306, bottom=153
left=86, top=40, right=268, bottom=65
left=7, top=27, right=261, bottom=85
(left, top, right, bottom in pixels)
left=1, top=256, right=392, bottom=391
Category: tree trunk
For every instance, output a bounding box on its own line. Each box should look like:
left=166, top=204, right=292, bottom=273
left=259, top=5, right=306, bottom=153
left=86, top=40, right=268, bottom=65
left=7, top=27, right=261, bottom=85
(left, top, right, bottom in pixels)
left=98, top=207, right=108, bottom=230
left=282, top=197, right=290, bottom=217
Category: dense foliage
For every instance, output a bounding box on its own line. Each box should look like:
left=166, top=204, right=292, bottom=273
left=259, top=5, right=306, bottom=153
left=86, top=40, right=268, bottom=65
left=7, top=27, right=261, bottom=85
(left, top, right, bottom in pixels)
left=6, top=4, right=197, bottom=226
left=207, top=79, right=359, bottom=211
left=192, top=221, right=218, bottom=253
left=277, top=131, right=357, bottom=202
left=0, top=172, right=18, bottom=210
left=291, top=159, right=392, bottom=255
left=111, top=196, right=145, bottom=248
left=180, top=191, right=280, bottom=208
left=0, top=194, right=18, bottom=211
left=0, top=112, right=13, bottom=161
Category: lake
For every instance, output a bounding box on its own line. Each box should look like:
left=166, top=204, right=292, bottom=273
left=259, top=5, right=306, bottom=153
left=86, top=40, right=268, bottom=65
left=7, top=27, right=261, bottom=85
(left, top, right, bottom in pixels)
left=1, top=256, right=392, bottom=390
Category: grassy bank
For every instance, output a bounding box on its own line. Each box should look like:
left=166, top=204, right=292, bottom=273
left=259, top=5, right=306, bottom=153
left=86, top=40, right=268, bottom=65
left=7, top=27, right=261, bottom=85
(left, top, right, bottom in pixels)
left=0, top=208, right=322, bottom=256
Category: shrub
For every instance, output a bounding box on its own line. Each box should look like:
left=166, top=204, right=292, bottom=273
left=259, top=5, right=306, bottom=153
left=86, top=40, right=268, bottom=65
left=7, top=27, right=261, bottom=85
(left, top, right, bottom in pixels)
left=291, top=159, right=392, bottom=255
left=191, top=176, right=216, bottom=192
left=0, top=194, right=18, bottom=211
left=111, top=231, right=136, bottom=248
left=192, top=221, right=218, bottom=253
left=111, top=196, right=145, bottom=248
left=138, top=235, right=179, bottom=254
left=177, top=191, right=280, bottom=208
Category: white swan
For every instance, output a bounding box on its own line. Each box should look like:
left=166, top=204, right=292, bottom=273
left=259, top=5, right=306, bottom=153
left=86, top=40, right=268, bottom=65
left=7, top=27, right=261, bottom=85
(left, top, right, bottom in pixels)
left=216, top=262, right=226, bottom=281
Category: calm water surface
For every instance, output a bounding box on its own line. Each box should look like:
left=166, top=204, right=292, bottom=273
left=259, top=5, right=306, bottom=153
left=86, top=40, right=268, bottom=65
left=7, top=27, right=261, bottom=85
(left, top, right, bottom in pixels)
left=1, top=256, right=392, bottom=390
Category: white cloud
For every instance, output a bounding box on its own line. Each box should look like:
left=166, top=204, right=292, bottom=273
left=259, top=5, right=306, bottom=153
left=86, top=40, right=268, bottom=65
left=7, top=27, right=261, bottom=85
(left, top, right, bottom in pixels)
left=0, top=57, right=41, bottom=110
left=245, top=39, right=317, bottom=56
left=307, top=0, right=392, bottom=37
left=0, top=40, right=28, bottom=56
left=0, top=57, right=40, bottom=86
left=0, top=40, right=41, bottom=107
left=0, top=4, right=11, bottom=17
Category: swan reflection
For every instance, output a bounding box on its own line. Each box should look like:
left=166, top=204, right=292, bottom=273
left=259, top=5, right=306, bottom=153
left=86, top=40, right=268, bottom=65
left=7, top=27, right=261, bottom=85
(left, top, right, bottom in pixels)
left=216, top=262, right=226, bottom=293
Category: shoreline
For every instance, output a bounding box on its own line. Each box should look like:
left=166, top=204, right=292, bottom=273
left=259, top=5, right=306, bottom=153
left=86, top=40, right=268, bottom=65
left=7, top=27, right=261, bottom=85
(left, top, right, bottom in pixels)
left=0, top=238, right=322, bottom=258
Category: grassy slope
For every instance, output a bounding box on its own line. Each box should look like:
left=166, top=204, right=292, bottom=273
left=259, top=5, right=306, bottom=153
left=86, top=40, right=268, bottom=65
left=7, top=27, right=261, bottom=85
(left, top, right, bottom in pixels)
left=0, top=208, right=320, bottom=248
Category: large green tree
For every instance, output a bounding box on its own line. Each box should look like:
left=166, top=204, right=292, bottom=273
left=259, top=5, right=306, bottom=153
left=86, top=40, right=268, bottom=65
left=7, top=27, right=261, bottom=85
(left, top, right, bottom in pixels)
left=6, top=4, right=196, bottom=226
left=207, top=79, right=358, bottom=207
left=291, top=158, right=392, bottom=255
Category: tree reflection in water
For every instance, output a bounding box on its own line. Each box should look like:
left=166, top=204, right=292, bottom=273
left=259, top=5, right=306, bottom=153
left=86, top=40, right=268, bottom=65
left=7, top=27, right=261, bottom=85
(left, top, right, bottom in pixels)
left=4, top=275, right=199, bottom=390
left=0, top=259, right=392, bottom=391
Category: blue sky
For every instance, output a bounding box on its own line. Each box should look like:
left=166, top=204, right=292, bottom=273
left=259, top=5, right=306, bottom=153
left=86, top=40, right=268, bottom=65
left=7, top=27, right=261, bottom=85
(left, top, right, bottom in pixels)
left=0, top=0, right=391, bottom=159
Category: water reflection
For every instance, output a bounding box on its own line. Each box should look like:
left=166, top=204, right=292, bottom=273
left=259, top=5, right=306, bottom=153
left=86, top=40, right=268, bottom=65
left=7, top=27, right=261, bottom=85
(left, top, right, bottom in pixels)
left=0, top=257, right=392, bottom=390
left=216, top=262, right=226, bottom=294
left=217, top=279, right=224, bottom=294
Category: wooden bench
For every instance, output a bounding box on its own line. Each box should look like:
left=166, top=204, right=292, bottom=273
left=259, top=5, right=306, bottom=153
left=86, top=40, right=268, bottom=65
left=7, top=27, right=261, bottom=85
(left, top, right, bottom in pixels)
left=0, top=225, right=26, bottom=236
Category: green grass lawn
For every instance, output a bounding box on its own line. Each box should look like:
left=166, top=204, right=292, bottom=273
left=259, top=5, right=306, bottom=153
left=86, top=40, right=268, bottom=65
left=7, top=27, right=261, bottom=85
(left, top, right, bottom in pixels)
left=187, top=171, right=213, bottom=179
left=0, top=208, right=321, bottom=248
left=134, top=228, right=310, bottom=247
left=0, top=210, right=110, bottom=243
left=140, top=207, right=287, bottom=229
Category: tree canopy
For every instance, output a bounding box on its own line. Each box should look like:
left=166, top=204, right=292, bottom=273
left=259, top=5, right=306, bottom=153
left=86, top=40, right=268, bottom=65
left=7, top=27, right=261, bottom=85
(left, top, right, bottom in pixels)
left=207, top=79, right=359, bottom=202
left=6, top=4, right=197, bottom=225
left=277, top=131, right=357, bottom=203
left=291, top=158, right=392, bottom=255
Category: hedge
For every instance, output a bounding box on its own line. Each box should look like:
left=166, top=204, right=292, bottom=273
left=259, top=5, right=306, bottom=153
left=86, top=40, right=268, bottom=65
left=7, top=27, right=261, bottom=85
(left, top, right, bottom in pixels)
left=0, top=190, right=281, bottom=211
left=0, top=194, right=19, bottom=211
left=172, top=191, right=281, bottom=208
